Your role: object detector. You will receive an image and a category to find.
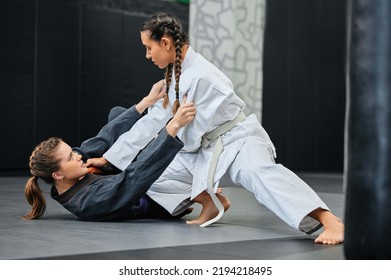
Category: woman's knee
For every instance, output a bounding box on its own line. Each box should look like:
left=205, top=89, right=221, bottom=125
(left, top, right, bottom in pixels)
left=108, top=106, right=126, bottom=122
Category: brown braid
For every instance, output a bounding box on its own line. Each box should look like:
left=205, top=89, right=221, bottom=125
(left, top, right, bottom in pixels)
left=22, top=137, right=62, bottom=220
left=140, top=12, right=190, bottom=114
left=172, top=22, right=182, bottom=114
left=164, top=64, right=173, bottom=109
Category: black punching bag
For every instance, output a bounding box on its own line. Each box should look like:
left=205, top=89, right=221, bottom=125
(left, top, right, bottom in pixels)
left=344, top=0, right=391, bottom=259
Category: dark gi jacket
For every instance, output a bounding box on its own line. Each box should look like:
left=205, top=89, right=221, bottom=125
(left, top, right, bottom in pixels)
left=51, top=105, right=184, bottom=221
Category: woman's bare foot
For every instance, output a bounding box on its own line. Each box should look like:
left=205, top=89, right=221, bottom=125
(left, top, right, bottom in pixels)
left=309, top=208, right=344, bottom=245
left=186, top=190, right=230, bottom=225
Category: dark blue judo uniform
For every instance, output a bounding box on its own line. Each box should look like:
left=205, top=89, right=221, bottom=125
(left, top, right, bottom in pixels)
left=51, top=106, right=185, bottom=221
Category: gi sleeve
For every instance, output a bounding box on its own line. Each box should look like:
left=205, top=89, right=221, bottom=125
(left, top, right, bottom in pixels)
left=103, top=99, right=172, bottom=171
left=73, top=105, right=142, bottom=159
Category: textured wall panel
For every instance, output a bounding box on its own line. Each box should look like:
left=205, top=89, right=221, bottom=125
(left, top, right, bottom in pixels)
left=190, top=0, right=266, bottom=121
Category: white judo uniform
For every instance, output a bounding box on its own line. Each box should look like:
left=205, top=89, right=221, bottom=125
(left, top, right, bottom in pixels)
left=104, top=46, right=329, bottom=233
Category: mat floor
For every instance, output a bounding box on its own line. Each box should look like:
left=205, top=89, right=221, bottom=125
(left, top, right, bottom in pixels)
left=0, top=173, right=345, bottom=260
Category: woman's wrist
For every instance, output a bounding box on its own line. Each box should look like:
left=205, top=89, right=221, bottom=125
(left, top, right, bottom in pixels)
left=135, top=98, right=150, bottom=114
left=165, top=120, right=181, bottom=137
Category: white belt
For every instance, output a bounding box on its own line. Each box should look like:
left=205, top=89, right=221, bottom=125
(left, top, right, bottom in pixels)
left=200, top=111, right=246, bottom=227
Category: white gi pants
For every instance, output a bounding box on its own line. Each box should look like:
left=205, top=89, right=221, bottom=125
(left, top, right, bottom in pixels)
left=147, top=130, right=329, bottom=234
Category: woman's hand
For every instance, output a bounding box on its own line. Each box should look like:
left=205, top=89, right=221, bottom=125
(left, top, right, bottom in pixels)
left=166, top=95, right=196, bottom=137
left=135, top=79, right=166, bottom=114
left=84, top=157, right=110, bottom=168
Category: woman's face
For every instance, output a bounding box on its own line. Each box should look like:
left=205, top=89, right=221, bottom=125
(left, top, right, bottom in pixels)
left=55, top=141, right=89, bottom=181
left=140, top=31, right=174, bottom=69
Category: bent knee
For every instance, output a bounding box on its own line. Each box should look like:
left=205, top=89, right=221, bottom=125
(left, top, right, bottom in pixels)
left=108, top=106, right=127, bottom=122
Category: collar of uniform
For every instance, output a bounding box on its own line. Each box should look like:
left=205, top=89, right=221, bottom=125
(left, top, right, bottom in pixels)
left=182, top=45, right=196, bottom=73
left=51, top=174, right=100, bottom=204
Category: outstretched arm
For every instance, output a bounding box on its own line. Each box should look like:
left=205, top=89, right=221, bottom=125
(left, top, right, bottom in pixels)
left=73, top=80, right=166, bottom=161
left=135, top=79, right=166, bottom=114
left=86, top=95, right=195, bottom=169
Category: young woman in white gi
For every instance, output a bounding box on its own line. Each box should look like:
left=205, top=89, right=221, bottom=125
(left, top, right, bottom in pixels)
left=89, top=12, right=344, bottom=245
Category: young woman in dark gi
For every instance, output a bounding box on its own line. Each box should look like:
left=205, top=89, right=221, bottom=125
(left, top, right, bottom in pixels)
left=22, top=80, right=200, bottom=221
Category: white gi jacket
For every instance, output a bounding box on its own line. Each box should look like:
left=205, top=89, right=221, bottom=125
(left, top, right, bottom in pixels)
left=104, top=46, right=275, bottom=199
left=104, top=47, right=328, bottom=232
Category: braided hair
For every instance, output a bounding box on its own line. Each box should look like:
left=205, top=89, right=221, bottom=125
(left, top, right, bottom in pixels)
left=23, top=137, right=62, bottom=220
left=140, top=12, right=190, bottom=114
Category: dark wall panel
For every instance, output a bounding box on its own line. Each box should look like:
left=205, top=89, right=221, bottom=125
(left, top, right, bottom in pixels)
left=35, top=0, right=80, bottom=147
left=0, top=0, right=188, bottom=174
left=289, top=0, right=320, bottom=169
left=262, top=0, right=290, bottom=164
left=317, top=0, right=346, bottom=171
left=120, top=15, right=164, bottom=107
left=263, top=0, right=347, bottom=172
left=0, top=0, right=35, bottom=171
left=81, top=7, right=124, bottom=140
left=80, top=10, right=164, bottom=140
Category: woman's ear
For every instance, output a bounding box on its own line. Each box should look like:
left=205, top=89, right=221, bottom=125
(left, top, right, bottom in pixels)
left=52, top=171, right=63, bottom=180
left=161, top=37, right=171, bottom=51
